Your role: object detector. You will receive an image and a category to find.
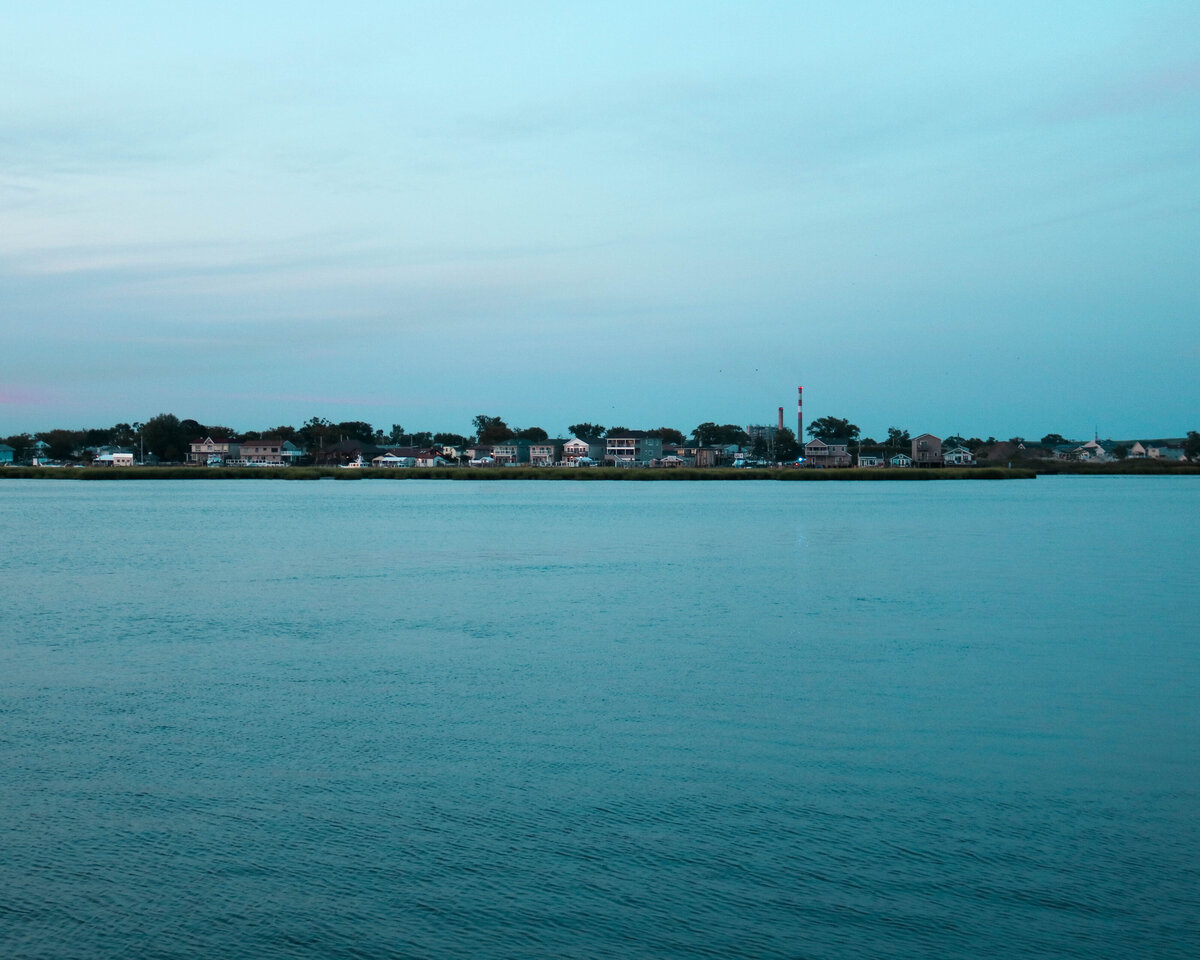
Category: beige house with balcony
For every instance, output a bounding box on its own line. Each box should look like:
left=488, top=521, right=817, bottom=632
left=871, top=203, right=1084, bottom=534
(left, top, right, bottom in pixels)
left=188, top=437, right=241, bottom=465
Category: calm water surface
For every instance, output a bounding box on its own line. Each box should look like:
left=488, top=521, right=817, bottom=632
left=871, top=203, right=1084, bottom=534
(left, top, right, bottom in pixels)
left=1, top=477, right=1197, bottom=959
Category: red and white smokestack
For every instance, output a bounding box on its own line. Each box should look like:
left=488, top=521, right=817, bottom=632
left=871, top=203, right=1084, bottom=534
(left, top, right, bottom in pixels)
left=797, top=386, right=804, bottom=439
left=778, top=407, right=784, bottom=431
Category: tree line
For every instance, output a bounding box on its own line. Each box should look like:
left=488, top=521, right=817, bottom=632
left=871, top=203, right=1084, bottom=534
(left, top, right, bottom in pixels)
left=7, top=413, right=1197, bottom=464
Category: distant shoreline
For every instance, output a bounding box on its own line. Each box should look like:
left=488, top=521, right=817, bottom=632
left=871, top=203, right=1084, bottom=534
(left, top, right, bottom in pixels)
left=3, top=465, right=1037, bottom=481
left=5, top=463, right=1198, bottom=481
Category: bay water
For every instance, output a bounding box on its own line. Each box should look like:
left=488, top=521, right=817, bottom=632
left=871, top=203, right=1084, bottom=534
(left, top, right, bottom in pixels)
left=1, top=476, right=1197, bottom=958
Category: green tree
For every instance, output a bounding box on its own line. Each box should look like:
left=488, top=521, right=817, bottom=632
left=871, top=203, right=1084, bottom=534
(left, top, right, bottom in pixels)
left=142, top=413, right=190, bottom=461
left=886, top=427, right=910, bottom=448
left=774, top=427, right=801, bottom=461
left=434, top=432, right=468, bottom=446
left=1113, top=444, right=1129, bottom=459
left=264, top=424, right=298, bottom=442
left=514, top=426, right=548, bottom=441
left=648, top=426, right=685, bottom=445
left=691, top=423, right=750, bottom=447
left=36, top=429, right=82, bottom=461
left=410, top=431, right=434, bottom=447
left=1041, top=433, right=1069, bottom=446
left=808, top=416, right=860, bottom=442
left=335, top=421, right=374, bottom=444
left=568, top=422, right=606, bottom=439
left=299, top=417, right=339, bottom=452
left=3, top=433, right=34, bottom=461
left=473, top=415, right=512, bottom=444
left=1183, top=431, right=1200, bottom=461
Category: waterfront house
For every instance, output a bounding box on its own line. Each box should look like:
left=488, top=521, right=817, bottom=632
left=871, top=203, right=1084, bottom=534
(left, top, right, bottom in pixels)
left=857, top=454, right=884, bottom=468
left=491, top=440, right=533, bottom=465
left=911, top=434, right=943, bottom=467
left=605, top=431, right=662, bottom=464
left=280, top=440, right=305, bottom=465
left=94, top=450, right=135, bottom=467
left=0, top=444, right=13, bottom=465
left=803, top=438, right=852, bottom=467
left=564, top=437, right=605, bottom=463
left=943, top=445, right=975, bottom=466
left=239, top=437, right=290, bottom=465
left=529, top=440, right=565, bottom=466
left=313, top=439, right=382, bottom=466
left=188, top=437, right=241, bottom=465
left=373, top=453, right=415, bottom=467
left=889, top=453, right=913, bottom=468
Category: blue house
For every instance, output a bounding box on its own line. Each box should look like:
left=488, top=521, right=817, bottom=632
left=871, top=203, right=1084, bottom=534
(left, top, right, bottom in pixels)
left=0, top=444, right=13, bottom=465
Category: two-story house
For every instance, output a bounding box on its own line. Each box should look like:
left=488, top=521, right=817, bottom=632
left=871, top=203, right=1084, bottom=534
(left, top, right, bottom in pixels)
left=529, top=440, right=566, bottom=466
left=563, top=438, right=605, bottom=464
left=605, top=430, right=662, bottom=464
left=240, top=437, right=288, bottom=465
left=803, top=438, right=852, bottom=467
left=911, top=434, right=943, bottom=467
left=188, top=437, right=242, bottom=465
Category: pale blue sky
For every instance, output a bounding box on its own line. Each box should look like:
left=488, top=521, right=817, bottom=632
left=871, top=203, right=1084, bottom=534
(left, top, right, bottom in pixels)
left=2, top=1, right=1197, bottom=440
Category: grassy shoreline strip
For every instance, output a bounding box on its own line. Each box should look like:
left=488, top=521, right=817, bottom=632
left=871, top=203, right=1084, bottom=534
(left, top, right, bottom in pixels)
left=1, top=466, right=1040, bottom=481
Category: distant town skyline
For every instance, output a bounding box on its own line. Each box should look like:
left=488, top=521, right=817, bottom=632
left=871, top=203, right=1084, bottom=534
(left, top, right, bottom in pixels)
left=3, top=2, right=1197, bottom=439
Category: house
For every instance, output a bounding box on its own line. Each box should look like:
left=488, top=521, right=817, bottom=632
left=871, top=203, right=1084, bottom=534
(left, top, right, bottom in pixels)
left=280, top=440, right=305, bottom=465
left=94, top=450, right=135, bottom=467
left=239, top=437, right=290, bottom=465
left=313, top=439, right=382, bottom=466
left=373, top=453, right=415, bottom=468
left=857, top=454, right=884, bottom=467
left=563, top=438, right=605, bottom=463
left=491, top=440, right=533, bottom=465
left=418, top=451, right=453, bottom=467
left=655, top=454, right=690, bottom=468
left=529, top=440, right=565, bottom=466
left=0, top=444, right=13, bottom=465
left=605, top=431, right=662, bottom=464
left=943, top=445, right=975, bottom=466
left=1148, top=445, right=1187, bottom=461
left=1127, top=441, right=1147, bottom=459
left=188, top=437, right=241, bottom=465
left=803, top=438, right=852, bottom=467
left=911, top=434, right=943, bottom=467
left=889, top=453, right=913, bottom=467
